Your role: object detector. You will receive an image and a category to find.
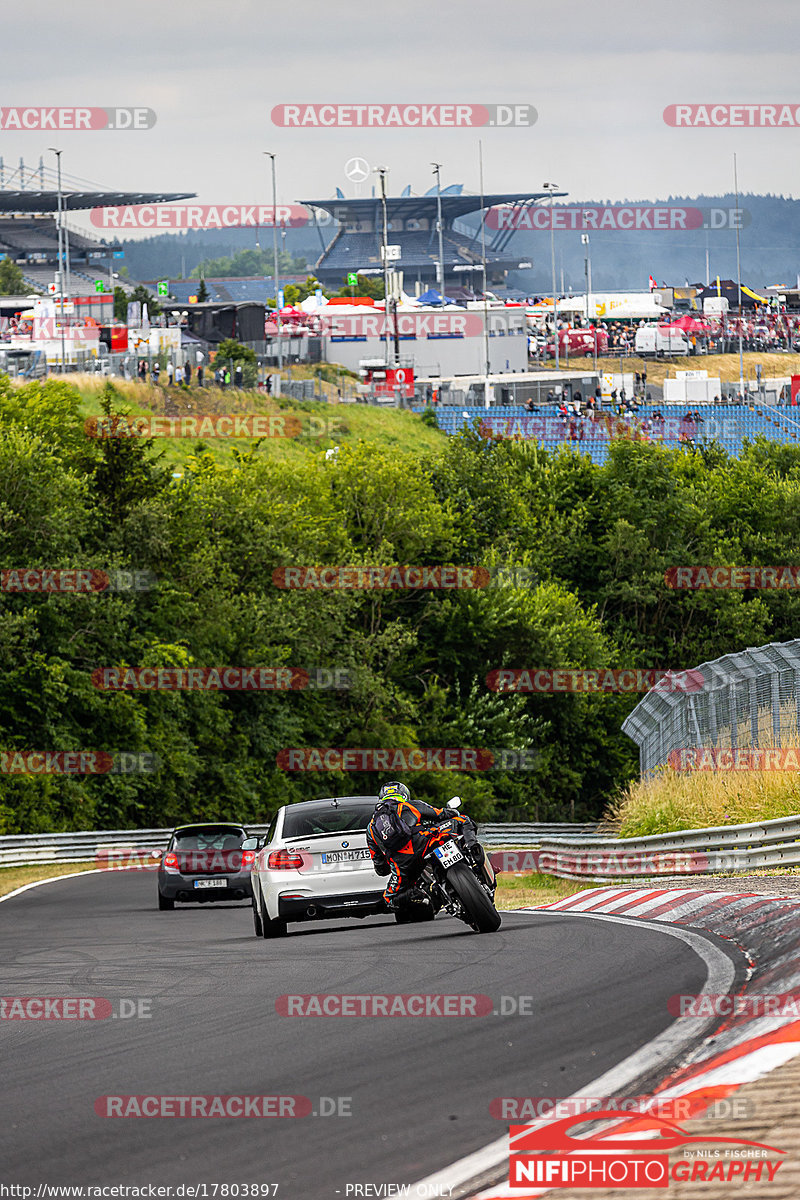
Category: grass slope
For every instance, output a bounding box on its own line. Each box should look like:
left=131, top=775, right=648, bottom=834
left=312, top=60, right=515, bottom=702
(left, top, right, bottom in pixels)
left=76, top=377, right=445, bottom=471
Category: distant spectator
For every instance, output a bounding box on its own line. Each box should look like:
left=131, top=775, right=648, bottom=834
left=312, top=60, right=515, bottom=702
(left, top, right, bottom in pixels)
left=234, top=364, right=243, bottom=389
left=184, top=362, right=192, bottom=386
left=152, top=361, right=160, bottom=385
left=167, top=360, right=174, bottom=385
left=138, top=359, right=147, bottom=383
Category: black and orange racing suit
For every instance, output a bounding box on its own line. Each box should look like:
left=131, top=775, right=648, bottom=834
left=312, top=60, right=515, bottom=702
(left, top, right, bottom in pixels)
left=366, top=796, right=476, bottom=905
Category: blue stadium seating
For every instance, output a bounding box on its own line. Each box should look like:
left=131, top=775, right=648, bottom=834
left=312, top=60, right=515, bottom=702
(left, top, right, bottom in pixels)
left=412, top=404, right=800, bottom=465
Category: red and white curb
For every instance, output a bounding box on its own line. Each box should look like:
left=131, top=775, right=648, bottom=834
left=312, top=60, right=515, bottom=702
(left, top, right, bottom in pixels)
left=413, top=886, right=800, bottom=1198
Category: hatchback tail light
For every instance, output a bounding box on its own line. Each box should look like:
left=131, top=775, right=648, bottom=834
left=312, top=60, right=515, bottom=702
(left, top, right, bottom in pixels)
left=241, top=850, right=256, bottom=868
left=268, top=850, right=305, bottom=870
left=163, top=852, right=179, bottom=870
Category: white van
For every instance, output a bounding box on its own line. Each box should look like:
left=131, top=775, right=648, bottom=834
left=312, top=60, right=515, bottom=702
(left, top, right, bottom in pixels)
left=634, top=326, right=690, bottom=357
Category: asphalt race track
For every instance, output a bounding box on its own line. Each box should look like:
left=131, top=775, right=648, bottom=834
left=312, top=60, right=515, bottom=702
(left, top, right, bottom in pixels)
left=1, top=871, right=733, bottom=1197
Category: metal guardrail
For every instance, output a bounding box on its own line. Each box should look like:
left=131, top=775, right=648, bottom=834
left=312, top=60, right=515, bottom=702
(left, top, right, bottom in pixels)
left=0, top=822, right=595, bottom=868
left=0, top=826, right=271, bottom=869
left=6, top=817, right=797, bottom=878
left=477, top=823, right=601, bottom=846
left=491, top=812, right=800, bottom=879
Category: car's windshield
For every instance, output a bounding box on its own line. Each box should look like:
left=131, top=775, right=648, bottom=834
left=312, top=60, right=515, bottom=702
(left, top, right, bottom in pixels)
left=170, top=827, right=245, bottom=850
left=282, top=802, right=376, bottom=839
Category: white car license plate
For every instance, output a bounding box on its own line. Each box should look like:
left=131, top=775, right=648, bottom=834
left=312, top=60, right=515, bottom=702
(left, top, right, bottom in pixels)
left=434, top=841, right=464, bottom=868
left=193, top=878, right=228, bottom=888
left=322, top=849, right=371, bottom=864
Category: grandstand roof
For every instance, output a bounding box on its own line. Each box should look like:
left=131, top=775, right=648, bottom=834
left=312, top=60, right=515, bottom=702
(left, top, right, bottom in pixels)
left=0, top=190, right=194, bottom=214
left=301, top=191, right=566, bottom=224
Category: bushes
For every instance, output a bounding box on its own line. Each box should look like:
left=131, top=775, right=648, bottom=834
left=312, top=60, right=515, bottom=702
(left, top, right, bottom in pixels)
left=3, top=378, right=800, bottom=833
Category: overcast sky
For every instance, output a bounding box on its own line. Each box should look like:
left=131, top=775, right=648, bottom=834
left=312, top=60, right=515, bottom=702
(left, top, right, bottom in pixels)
left=5, top=0, right=800, bottom=234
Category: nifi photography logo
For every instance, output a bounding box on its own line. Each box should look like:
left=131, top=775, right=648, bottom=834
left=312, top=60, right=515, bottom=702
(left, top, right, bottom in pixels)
left=508, top=1109, right=785, bottom=1189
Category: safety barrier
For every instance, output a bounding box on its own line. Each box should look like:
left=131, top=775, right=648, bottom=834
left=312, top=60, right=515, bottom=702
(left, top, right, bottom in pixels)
left=491, top=812, right=800, bottom=879
left=0, top=822, right=595, bottom=868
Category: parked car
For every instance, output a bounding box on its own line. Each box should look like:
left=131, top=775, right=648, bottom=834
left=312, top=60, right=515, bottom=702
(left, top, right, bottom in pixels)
left=542, top=328, right=609, bottom=358
left=249, top=796, right=385, bottom=937
left=157, top=823, right=255, bottom=910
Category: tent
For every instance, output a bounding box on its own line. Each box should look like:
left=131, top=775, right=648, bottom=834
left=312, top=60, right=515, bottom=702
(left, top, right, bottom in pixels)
left=669, top=315, right=710, bottom=333
left=416, top=288, right=457, bottom=306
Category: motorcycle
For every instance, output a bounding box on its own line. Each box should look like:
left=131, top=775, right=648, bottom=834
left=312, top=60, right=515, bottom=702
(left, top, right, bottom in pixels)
left=396, top=797, right=501, bottom=934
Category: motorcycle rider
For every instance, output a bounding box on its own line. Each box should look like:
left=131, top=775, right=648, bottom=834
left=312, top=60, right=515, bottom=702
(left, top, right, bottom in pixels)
left=366, top=781, right=484, bottom=910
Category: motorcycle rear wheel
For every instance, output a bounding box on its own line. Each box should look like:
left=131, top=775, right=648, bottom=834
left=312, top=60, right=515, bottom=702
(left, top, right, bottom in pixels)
left=447, top=862, right=502, bottom=933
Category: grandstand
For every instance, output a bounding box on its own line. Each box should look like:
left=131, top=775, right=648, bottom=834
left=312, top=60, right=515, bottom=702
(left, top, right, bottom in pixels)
left=302, top=186, right=564, bottom=290
left=422, top=404, right=800, bottom=464
left=0, top=162, right=194, bottom=296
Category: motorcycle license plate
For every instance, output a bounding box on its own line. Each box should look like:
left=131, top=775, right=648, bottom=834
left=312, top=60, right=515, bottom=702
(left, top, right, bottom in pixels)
left=433, top=841, right=463, bottom=868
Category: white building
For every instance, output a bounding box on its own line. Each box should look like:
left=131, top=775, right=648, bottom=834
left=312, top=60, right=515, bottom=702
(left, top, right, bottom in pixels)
left=319, top=303, right=528, bottom=377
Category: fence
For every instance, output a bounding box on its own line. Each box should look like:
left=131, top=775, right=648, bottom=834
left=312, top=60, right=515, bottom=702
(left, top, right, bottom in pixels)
left=622, top=639, right=800, bottom=775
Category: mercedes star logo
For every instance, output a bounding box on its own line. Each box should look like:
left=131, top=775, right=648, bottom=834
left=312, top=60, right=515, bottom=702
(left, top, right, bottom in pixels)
left=344, top=157, right=370, bottom=183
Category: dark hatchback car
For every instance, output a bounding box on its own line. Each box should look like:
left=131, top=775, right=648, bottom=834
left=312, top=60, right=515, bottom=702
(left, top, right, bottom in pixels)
left=157, top=823, right=255, bottom=909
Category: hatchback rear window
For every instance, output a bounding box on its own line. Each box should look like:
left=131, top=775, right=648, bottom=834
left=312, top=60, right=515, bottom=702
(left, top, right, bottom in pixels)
left=170, top=827, right=245, bottom=850
left=282, top=802, right=376, bottom=839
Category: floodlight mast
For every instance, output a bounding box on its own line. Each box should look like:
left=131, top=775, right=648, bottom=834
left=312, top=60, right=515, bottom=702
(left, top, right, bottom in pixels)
left=376, top=166, right=391, bottom=367
left=49, top=147, right=66, bottom=373
left=431, top=162, right=446, bottom=308
left=264, top=152, right=282, bottom=371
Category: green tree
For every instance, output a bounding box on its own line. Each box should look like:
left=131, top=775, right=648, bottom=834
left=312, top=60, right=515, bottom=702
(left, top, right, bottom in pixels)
left=0, top=258, right=25, bottom=295
left=214, top=338, right=257, bottom=387
left=197, top=278, right=209, bottom=302
left=335, top=273, right=384, bottom=299
left=283, top=276, right=329, bottom=306
left=113, top=287, right=128, bottom=322
left=128, top=284, right=162, bottom=318
left=192, top=249, right=308, bottom=280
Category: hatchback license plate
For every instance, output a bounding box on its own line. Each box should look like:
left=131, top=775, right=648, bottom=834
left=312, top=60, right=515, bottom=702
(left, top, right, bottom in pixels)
left=322, top=849, right=371, bottom=864
left=193, top=878, right=227, bottom=888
